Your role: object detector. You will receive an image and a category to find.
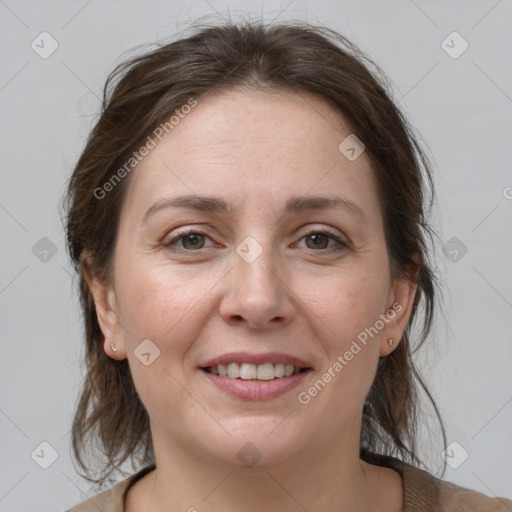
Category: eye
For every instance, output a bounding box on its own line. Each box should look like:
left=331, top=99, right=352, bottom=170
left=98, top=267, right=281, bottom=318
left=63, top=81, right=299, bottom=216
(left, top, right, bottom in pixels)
left=162, top=227, right=349, bottom=253
left=162, top=229, right=215, bottom=251
left=296, top=229, right=349, bottom=251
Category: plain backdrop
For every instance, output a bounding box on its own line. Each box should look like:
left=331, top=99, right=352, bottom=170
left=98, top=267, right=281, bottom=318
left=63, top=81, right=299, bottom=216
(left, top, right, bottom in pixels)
left=0, top=1, right=511, bottom=510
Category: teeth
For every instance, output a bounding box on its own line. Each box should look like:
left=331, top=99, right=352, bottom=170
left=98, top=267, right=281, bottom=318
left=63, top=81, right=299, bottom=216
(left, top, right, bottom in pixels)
left=227, top=362, right=240, bottom=378
left=256, top=363, right=274, bottom=380
left=240, top=363, right=256, bottom=380
left=274, top=363, right=285, bottom=378
left=206, top=362, right=306, bottom=380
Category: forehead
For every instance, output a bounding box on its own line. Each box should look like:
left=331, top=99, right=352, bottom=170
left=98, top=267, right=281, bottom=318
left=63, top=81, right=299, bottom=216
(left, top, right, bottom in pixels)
left=121, top=88, right=380, bottom=223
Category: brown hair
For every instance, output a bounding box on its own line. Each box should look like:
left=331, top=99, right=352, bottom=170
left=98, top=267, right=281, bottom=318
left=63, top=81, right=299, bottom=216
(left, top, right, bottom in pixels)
left=61, top=19, right=446, bottom=488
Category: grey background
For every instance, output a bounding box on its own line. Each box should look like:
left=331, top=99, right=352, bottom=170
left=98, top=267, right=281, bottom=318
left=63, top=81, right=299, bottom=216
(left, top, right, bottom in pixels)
left=1, top=0, right=511, bottom=510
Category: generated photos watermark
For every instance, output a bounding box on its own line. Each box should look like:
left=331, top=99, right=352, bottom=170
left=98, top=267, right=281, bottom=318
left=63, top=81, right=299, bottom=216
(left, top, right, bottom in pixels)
left=93, top=97, right=198, bottom=200
left=297, top=301, right=403, bottom=405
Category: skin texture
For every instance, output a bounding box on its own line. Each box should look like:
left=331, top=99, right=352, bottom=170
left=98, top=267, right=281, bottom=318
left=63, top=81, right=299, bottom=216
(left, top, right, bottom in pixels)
left=85, top=88, right=417, bottom=512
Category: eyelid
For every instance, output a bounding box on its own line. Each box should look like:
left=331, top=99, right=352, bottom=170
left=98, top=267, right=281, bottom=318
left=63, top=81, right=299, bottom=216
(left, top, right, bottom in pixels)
left=298, top=224, right=346, bottom=239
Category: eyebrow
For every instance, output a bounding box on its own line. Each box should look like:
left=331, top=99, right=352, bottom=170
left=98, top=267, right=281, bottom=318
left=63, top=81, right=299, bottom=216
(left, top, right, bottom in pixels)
left=142, top=194, right=368, bottom=223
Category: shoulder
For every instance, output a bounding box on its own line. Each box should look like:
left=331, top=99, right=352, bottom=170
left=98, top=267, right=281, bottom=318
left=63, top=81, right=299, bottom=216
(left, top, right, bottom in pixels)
left=399, top=459, right=512, bottom=511
left=436, top=478, right=512, bottom=512
left=363, top=451, right=512, bottom=512
left=64, top=464, right=156, bottom=512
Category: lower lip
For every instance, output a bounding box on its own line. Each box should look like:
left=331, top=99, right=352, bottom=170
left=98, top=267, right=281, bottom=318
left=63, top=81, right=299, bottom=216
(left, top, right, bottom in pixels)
left=200, top=369, right=312, bottom=400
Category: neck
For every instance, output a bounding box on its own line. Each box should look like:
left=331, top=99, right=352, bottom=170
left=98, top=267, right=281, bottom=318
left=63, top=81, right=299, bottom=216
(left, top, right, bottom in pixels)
left=142, top=422, right=399, bottom=512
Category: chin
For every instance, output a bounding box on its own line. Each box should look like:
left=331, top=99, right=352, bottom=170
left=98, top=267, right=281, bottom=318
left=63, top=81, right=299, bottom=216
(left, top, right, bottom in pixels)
left=203, top=416, right=310, bottom=469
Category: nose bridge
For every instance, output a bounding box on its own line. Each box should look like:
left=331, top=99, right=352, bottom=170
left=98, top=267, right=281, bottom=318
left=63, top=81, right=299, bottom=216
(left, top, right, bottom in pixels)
left=234, top=231, right=281, bottom=297
left=219, top=230, right=295, bottom=328
left=236, top=235, right=277, bottom=287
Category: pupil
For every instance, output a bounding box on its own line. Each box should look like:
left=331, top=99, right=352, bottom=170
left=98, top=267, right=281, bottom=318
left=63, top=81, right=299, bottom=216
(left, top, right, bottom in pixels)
left=184, top=233, right=203, bottom=249
left=309, top=233, right=327, bottom=249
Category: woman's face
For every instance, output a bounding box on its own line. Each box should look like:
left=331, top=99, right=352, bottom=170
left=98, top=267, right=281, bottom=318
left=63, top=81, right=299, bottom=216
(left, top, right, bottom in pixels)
left=89, top=88, right=417, bottom=469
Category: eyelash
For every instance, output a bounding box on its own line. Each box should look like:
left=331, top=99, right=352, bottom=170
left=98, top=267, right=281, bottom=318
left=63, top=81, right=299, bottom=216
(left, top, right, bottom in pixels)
left=162, top=227, right=349, bottom=253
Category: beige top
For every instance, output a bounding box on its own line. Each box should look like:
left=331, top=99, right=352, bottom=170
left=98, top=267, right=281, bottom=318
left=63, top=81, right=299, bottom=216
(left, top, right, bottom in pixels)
left=66, top=455, right=512, bottom=511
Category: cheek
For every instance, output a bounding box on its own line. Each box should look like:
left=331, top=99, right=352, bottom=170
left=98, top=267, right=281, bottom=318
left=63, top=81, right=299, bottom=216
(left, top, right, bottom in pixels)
left=303, top=270, right=389, bottom=344
left=116, top=268, right=206, bottom=418
left=116, top=257, right=200, bottom=336
left=296, top=267, right=387, bottom=404
left=301, top=276, right=384, bottom=421
left=115, top=261, right=223, bottom=386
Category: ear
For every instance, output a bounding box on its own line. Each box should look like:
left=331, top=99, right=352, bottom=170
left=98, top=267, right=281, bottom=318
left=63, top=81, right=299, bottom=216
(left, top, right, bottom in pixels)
left=379, top=252, right=420, bottom=356
left=80, top=251, right=127, bottom=360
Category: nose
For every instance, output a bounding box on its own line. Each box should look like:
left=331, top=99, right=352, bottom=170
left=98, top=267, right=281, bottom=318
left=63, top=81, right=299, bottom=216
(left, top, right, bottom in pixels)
left=219, top=243, right=295, bottom=330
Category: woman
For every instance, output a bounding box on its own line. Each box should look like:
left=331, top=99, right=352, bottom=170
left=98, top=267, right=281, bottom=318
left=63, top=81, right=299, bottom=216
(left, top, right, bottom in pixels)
left=62, top=20, right=512, bottom=512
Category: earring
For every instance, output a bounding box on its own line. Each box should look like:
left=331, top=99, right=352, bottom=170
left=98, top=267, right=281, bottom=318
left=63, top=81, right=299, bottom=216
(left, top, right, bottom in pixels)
left=110, top=342, right=117, bottom=353
left=387, top=339, right=394, bottom=347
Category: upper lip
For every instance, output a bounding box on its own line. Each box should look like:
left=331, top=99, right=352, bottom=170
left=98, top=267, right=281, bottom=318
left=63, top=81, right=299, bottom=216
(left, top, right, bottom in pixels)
left=200, top=351, right=313, bottom=369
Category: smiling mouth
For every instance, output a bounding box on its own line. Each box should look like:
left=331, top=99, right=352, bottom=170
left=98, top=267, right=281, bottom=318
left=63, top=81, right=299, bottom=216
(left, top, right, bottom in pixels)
left=201, top=362, right=311, bottom=381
